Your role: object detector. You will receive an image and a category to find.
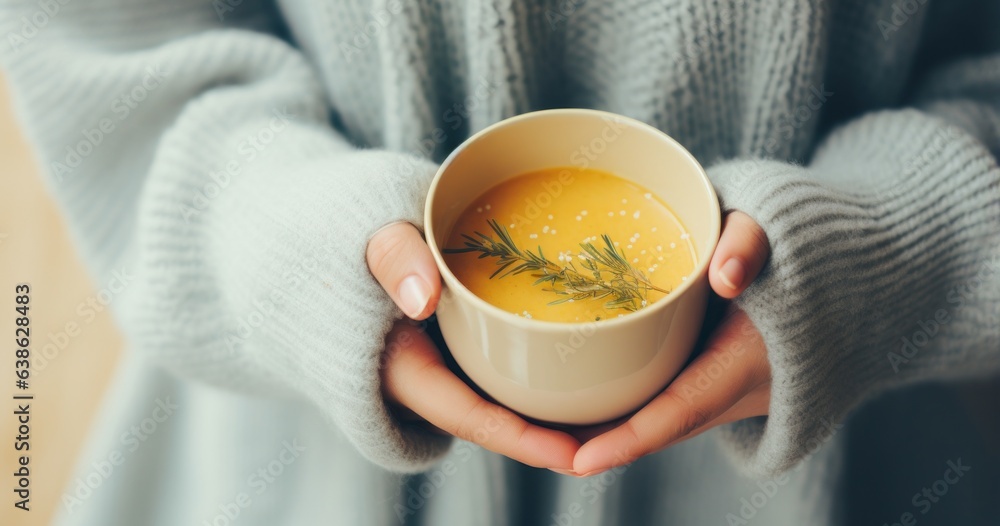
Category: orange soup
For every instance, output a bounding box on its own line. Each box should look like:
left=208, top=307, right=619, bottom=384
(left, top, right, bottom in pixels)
left=443, top=167, right=696, bottom=322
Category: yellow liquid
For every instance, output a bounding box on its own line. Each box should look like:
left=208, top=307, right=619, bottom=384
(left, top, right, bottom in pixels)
left=444, top=167, right=696, bottom=322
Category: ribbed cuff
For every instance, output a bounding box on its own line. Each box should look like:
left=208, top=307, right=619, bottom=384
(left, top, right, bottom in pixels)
left=132, top=115, right=453, bottom=471
left=221, top=147, right=454, bottom=472
left=706, top=110, right=1000, bottom=476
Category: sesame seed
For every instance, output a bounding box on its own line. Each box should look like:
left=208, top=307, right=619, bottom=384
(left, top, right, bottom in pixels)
left=530, top=234, right=538, bottom=239
left=648, top=268, right=654, bottom=273
left=656, top=245, right=662, bottom=251
left=581, top=210, right=588, bottom=216
left=485, top=204, right=491, bottom=210
left=641, top=250, right=646, bottom=255
left=576, top=216, right=582, bottom=221
left=510, top=223, right=515, bottom=228
left=551, top=229, right=557, bottom=234
left=681, top=233, right=690, bottom=239
left=632, top=258, right=639, bottom=263
left=614, top=241, right=619, bottom=246
left=627, top=244, right=633, bottom=249
left=622, top=198, right=628, bottom=204
left=619, top=210, right=626, bottom=216
left=548, top=214, right=554, bottom=220
left=634, top=233, right=640, bottom=239
left=476, top=207, right=483, bottom=212
left=608, top=212, right=614, bottom=217
left=681, top=276, right=688, bottom=281
left=543, top=225, right=550, bottom=233
left=644, top=192, right=652, bottom=199
left=670, top=242, right=676, bottom=249
left=633, top=211, right=641, bottom=219
left=651, top=227, right=657, bottom=232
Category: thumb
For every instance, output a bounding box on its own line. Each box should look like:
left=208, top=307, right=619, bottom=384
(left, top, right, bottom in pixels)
left=709, top=211, right=770, bottom=299
left=366, top=222, right=442, bottom=320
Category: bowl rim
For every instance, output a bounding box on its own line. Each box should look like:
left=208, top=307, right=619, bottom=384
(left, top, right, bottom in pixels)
left=424, top=108, right=721, bottom=330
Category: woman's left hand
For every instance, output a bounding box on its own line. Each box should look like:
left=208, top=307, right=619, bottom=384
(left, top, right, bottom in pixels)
left=569, top=211, right=773, bottom=477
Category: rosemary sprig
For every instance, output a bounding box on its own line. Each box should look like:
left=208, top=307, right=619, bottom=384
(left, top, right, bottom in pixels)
left=444, top=219, right=670, bottom=312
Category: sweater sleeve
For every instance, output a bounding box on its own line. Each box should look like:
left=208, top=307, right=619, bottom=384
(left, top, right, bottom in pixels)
left=0, top=0, right=450, bottom=472
left=708, top=53, right=1000, bottom=476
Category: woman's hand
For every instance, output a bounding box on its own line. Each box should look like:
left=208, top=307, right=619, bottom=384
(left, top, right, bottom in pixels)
left=367, top=223, right=581, bottom=470
left=570, top=212, right=773, bottom=476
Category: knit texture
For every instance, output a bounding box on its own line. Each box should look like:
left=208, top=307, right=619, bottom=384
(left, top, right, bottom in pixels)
left=2, top=0, right=999, bottom=524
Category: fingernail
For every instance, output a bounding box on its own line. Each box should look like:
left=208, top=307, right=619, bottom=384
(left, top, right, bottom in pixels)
left=398, top=276, right=430, bottom=318
left=719, top=258, right=745, bottom=291
left=549, top=468, right=577, bottom=476
left=578, top=468, right=609, bottom=478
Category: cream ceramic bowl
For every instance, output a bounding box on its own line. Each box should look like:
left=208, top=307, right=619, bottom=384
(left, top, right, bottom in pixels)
left=425, top=109, right=720, bottom=425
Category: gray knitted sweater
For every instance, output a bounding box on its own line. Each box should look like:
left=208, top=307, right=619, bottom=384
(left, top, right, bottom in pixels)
left=2, top=0, right=999, bottom=524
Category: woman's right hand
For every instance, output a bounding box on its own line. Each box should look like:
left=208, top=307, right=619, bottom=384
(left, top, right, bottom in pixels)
left=367, top=222, right=580, bottom=471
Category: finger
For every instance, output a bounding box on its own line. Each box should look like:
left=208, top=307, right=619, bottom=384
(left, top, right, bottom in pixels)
left=367, top=222, right=441, bottom=319
left=563, top=417, right=627, bottom=444
left=387, top=403, right=451, bottom=436
left=382, top=323, right=580, bottom=469
left=641, top=383, right=771, bottom=453
left=709, top=211, right=770, bottom=299
left=573, top=310, right=768, bottom=475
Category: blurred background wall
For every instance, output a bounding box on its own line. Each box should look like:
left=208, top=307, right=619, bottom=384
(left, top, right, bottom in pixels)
left=0, top=73, right=122, bottom=525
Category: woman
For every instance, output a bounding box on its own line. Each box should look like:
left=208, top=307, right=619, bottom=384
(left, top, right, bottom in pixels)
left=2, top=0, right=997, bottom=524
